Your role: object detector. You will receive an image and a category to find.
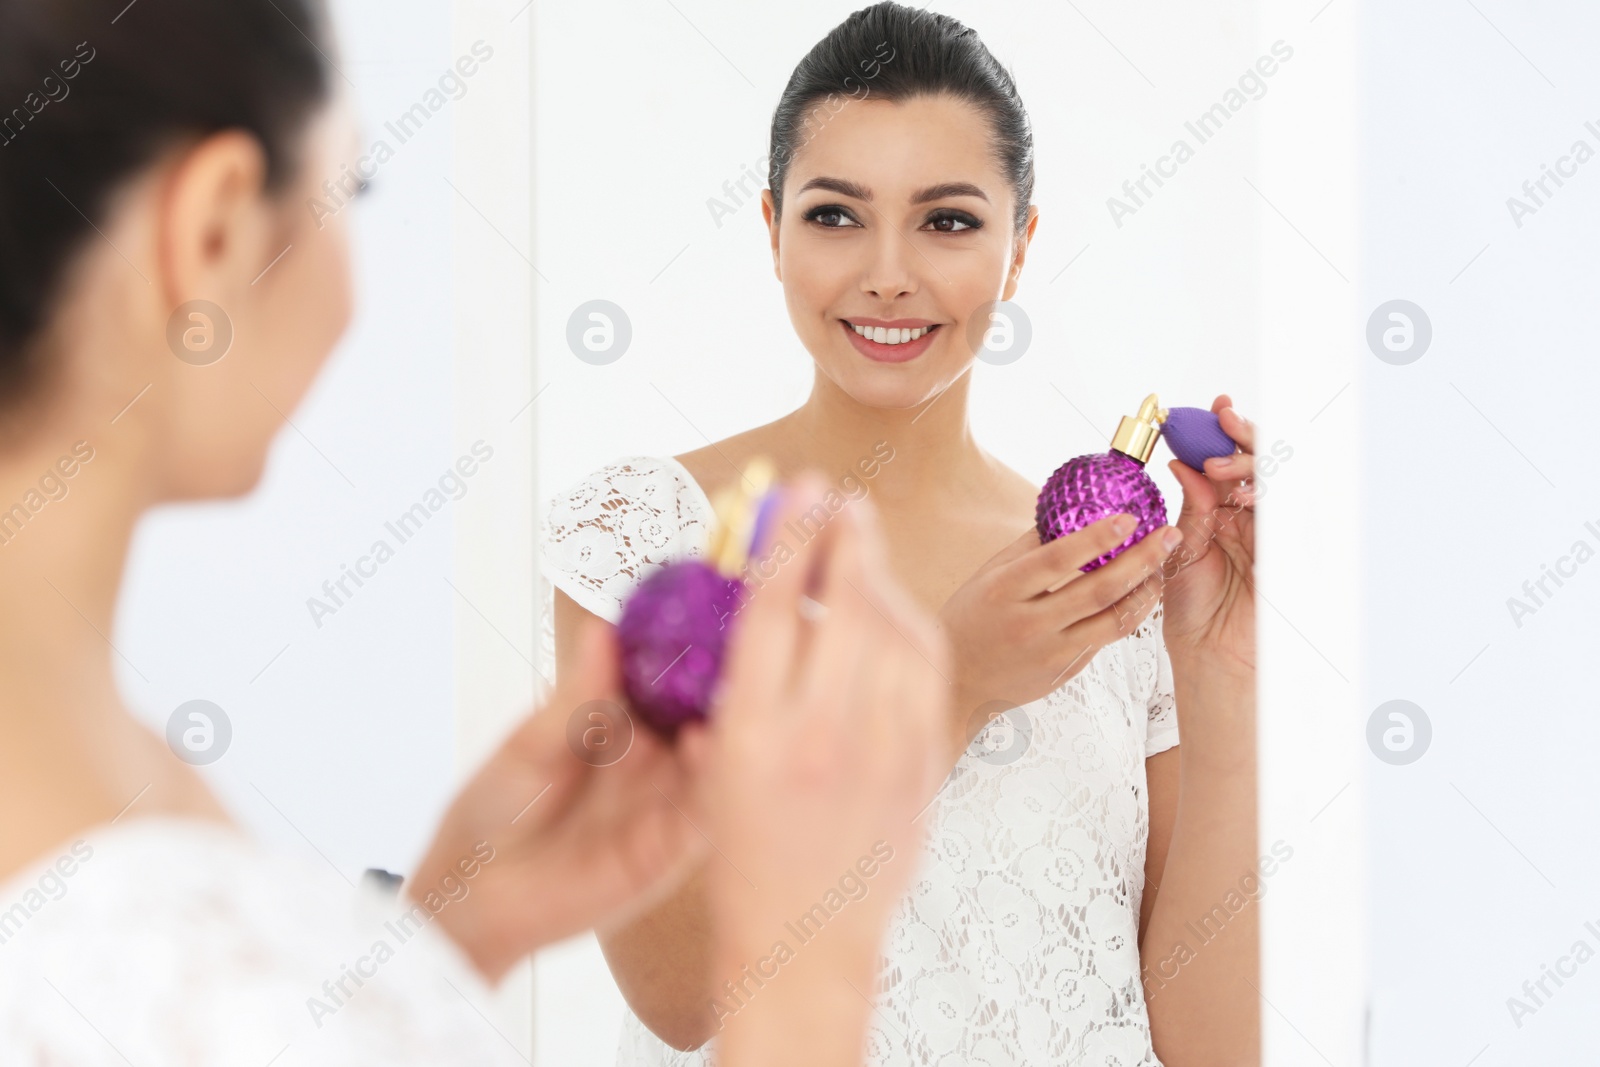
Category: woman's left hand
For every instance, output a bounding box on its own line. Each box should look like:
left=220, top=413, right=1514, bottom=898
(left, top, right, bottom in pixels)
left=1159, top=394, right=1256, bottom=675
left=409, top=618, right=708, bottom=984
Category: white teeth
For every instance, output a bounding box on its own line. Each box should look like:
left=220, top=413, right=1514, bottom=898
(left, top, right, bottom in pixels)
left=849, top=323, right=934, bottom=345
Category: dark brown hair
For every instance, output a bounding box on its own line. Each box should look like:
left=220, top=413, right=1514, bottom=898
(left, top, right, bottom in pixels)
left=0, top=0, right=332, bottom=398
left=767, top=2, right=1035, bottom=233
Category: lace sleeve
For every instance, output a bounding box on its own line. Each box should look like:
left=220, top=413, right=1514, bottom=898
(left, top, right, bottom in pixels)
left=1138, top=601, right=1180, bottom=757
left=538, top=456, right=711, bottom=624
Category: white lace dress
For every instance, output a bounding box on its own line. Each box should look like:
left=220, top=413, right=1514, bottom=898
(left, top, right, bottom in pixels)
left=538, top=456, right=1180, bottom=1067
left=0, top=816, right=525, bottom=1066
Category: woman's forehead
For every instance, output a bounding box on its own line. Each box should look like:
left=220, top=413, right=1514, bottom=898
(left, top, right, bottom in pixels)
left=784, top=95, right=1003, bottom=199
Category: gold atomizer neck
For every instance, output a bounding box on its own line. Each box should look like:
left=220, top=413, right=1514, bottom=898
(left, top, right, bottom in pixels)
left=706, top=456, right=778, bottom=576
left=1109, top=393, right=1168, bottom=464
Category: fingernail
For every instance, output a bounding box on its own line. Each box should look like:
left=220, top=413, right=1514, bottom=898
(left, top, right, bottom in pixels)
left=1162, top=528, right=1184, bottom=551
left=1114, top=515, right=1135, bottom=537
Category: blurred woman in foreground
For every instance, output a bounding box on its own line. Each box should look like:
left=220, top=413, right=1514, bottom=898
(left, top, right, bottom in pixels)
left=0, top=2, right=949, bottom=1063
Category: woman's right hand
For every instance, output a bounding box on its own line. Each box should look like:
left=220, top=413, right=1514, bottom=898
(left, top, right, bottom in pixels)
left=680, top=473, right=950, bottom=1066
left=935, top=514, right=1185, bottom=754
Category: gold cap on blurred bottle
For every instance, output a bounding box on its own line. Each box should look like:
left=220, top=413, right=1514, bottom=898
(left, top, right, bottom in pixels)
left=707, top=456, right=777, bottom=576
left=1109, top=393, right=1168, bottom=464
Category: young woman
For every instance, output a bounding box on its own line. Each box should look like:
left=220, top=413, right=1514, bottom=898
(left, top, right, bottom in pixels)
left=542, top=4, right=1259, bottom=1065
left=0, top=2, right=951, bottom=1063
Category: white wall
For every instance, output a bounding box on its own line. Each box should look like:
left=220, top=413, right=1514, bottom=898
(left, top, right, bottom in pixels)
left=1256, top=4, right=1365, bottom=1064
left=451, top=0, right=538, bottom=1051
left=1361, top=1, right=1600, bottom=1062
left=119, top=0, right=460, bottom=898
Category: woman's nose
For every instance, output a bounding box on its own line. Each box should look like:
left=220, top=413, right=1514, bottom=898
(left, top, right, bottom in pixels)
left=859, top=223, right=922, bottom=300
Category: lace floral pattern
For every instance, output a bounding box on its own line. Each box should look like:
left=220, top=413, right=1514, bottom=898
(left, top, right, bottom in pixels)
left=539, top=456, right=1179, bottom=1067
left=0, top=817, right=524, bottom=1066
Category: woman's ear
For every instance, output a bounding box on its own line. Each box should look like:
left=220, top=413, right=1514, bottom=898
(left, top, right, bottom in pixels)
left=156, top=130, right=274, bottom=314
left=760, top=188, right=781, bottom=282
left=1000, top=204, right=1040, bottom=302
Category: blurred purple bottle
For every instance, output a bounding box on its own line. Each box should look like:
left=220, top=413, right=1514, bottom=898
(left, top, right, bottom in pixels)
left=1035, top=394, right=1170, bottom=572
left=618, top=458, right=778, bottom=736
left=617, top=562, right=745, bottom=736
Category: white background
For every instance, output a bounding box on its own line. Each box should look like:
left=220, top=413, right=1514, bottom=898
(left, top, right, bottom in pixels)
left=1361, top=1, right=1600, bottom=1063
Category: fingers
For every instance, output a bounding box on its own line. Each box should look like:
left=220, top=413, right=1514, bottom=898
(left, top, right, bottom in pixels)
left=852, top=497, right=948, bottom=679
left=848, top=500, right=953, bottom=799
left=1065, top=570, right=1165, bottom=653
left=1159, top=398, right=1256, bottom=567
left=511, top=615, right=621, bottom=776
left=589, top=766, right=710, bottom=931
left=721, top=471, right=834, bottom=708
left=796, top=500, right=875, bottom=716
left=1037, top=522, right=1181, bottom=630
left=1004, top=514, right=1137, bottom=598
left=573, top=704, right=690, bottom=835
left=808, top=502, right=949, bottom=822
left=855, top=610, right=929, bottom=808
left=675, top=720, right=712, bottom=779
left=985, top=524, right=1052, bottom=575
left=555, top=615, right=623, bottom=709
left=1202, top=408, right=1258, bottom=512
left=1216, top=401, right=1256, bottom=454
left=1168, top=458, right=1220, bottom=530
left=1203, top=453, right=1257, bottom=508
left=1202, top=452, right=1254, bottom=479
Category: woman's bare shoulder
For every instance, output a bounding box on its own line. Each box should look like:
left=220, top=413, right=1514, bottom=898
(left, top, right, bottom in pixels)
left=672, top=421, right=788, bottom=501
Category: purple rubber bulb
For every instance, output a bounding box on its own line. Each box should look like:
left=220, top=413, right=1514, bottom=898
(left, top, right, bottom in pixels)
left=1036, top=394, right=1169, bottom=572
left=1161, top=406, right=1236, bottom=472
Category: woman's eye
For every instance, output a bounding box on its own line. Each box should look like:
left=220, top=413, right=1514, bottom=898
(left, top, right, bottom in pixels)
left=926, top=210, right=980, bottom=233
left=803, top=205, right=860, bottom=228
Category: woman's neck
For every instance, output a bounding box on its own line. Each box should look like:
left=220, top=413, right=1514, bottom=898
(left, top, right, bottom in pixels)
left=0, top=424, right=224, bottom=880
left=775, top=366, right=995, bottom=509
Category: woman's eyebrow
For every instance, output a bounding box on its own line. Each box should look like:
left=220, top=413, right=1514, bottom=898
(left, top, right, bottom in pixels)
left=796, top=176, right=990, bottom=204
left=911, top=181, right=989, bottom=204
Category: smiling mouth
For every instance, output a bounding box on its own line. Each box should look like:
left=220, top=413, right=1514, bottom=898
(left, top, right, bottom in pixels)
left=839, top=319, right=943, bottom=364
left=844, top=321, right=941, bottom=345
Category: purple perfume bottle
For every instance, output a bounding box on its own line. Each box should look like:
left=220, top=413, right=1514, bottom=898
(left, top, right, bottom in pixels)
left=1036, top=394, right=1234, bottom=572
left=617, top=458, right=779, bottom=736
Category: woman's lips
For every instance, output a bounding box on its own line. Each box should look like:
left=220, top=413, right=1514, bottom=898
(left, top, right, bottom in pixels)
left=841, top=320, right=941, bottom=364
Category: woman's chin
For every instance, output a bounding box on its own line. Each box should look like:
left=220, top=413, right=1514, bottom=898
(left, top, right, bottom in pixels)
left=160, top=453, right=271, bottom=504
left=823, top=357, right=967, bottom=414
